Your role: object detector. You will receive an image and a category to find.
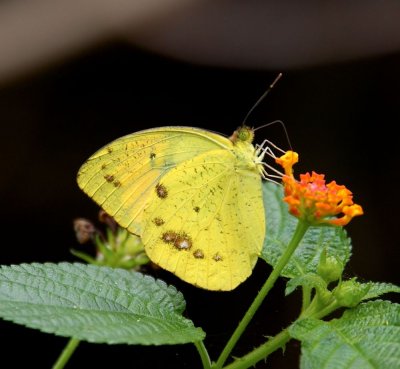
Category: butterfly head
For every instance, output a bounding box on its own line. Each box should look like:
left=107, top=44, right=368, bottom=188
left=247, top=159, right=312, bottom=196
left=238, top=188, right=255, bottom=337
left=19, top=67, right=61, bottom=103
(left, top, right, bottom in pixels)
left=229, top=126, right=255, bottom=144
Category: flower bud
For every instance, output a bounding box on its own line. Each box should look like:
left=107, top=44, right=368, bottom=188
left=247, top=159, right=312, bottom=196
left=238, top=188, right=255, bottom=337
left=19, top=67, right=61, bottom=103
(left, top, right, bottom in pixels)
left=333, top=279, right=369, bottom=308
left=122, top=230, right=145, bottom=255
left=317, top=251, right=343, bottom=283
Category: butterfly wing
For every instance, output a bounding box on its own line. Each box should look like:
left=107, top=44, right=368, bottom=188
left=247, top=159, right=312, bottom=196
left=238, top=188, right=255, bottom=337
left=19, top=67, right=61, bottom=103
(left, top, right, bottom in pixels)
left=141, top=149, right=265, bottom=291
left=77, top=127, right=231, bottom=235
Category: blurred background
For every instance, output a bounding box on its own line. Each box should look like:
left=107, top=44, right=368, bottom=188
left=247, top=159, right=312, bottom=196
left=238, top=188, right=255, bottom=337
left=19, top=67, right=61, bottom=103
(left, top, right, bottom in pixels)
left=1, top=1, right=399, bottom=368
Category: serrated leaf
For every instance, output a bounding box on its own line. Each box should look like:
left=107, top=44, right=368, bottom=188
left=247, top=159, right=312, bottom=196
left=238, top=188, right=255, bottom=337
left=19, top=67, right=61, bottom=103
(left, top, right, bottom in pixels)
left=285, top=273, right=327, bottom=296
left=0, top=263, right=204, bottom=345
left=362, top=282, right=400, bottom=301
left=261, top=182, right=351, bottom=278
left=290, top=300, right=400, bottom=369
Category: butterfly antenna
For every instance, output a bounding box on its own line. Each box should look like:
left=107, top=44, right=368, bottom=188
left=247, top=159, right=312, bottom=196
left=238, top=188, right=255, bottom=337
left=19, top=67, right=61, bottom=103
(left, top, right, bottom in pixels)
left=254, top=120, right=293, bottom=151
left=242, top=73, right=282, bottom=126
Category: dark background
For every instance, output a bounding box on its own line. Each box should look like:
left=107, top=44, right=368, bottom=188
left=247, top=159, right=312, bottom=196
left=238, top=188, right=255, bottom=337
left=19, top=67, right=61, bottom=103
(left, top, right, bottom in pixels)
left=1, top=40, right=399, bottom=368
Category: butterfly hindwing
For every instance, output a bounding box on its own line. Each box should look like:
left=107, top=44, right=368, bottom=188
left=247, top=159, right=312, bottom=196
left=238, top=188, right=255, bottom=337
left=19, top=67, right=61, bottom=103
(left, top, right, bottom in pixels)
left=141, top=149, right=265, bottom=291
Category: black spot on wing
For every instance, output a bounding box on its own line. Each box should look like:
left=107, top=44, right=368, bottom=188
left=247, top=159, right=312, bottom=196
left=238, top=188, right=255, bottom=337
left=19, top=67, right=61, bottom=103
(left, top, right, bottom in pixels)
left=155, top=183, right=168, bottom=198
left=153, top=217, right=165, bottom=226
left=193, top=249, right=204, bottom=259
left=104, top=174, right=114, bottom=182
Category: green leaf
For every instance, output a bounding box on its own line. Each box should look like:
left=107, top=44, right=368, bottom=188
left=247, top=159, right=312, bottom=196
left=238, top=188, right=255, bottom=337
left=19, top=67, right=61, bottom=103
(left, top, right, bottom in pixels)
left=285, top=273, right=327, bottom=296
left=0, top=263, right=204, bottom=345
left=261, top=182, right=351, bottom=278
left=361, top=282, right=400, bottom=301
left=290, top=300, right=400, bottom=369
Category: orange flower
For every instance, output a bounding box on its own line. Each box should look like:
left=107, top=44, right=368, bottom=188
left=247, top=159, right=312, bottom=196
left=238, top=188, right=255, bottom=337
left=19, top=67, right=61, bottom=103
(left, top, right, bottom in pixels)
left=275, top=151, right=298, bottom=176
left=276, top=151, right=363, bottom=226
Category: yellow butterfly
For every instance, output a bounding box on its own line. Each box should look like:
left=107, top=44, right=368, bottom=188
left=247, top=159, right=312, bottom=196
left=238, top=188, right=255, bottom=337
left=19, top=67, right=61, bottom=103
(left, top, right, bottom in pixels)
left=77, top=126, right=267, bottom=291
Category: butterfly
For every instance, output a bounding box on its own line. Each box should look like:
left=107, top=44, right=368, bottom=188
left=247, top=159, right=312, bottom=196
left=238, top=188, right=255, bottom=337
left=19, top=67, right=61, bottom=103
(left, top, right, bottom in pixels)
left=77, top=126, right=267, bottom=290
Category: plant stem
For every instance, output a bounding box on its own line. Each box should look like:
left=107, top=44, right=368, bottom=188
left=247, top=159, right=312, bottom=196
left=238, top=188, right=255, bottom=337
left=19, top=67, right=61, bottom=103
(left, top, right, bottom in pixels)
left=222, top=293, right=340, bottom=369
left=302, top=286, right=312, bottom=312
left=222, top=297, right=339, bottom=369
left=52, top=337, right=80, bottom=369
left=214, top=220, right=309, bottom=369
left=195, top=341, right=212, bottom=369
left=308, top=300, right=340, bottom=320
left=222, top=329, right=291, bottom=369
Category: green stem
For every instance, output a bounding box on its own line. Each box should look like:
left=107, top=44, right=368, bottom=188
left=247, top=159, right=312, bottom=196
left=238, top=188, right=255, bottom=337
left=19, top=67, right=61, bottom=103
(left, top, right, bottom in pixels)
left=308, top=300, right=340, bottom=320
left=195, top=341, right=212, bottom=369
left=52, top=338, right=80, bottom=369
left=222, top=297, right=340, bottom=369
left=222, top=329, right=291, bottom=369
left=302, top=286, right=312, bottom=312
left=214, top=220, right=309, bottom=369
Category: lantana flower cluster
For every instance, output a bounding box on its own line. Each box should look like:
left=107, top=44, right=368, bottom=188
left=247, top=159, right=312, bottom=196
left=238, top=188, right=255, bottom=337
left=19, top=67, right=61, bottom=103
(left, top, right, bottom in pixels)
left=276, top=151, right=363, bottom=226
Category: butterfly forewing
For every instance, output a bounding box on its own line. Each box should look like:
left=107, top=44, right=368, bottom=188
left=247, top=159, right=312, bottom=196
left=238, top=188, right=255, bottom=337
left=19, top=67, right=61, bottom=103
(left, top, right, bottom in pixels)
left=77, top=127, right=232, bottom=234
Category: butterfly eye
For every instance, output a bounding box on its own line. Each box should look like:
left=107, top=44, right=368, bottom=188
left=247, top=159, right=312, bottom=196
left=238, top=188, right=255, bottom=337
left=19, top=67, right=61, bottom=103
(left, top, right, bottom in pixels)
left=237, top=126, right=254, bottom=143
